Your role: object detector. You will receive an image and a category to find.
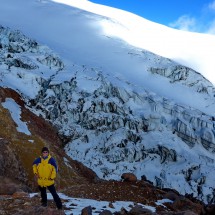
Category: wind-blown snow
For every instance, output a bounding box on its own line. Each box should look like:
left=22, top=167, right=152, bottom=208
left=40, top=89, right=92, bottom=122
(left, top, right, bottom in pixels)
left=30, top=192, right=157, bottom=214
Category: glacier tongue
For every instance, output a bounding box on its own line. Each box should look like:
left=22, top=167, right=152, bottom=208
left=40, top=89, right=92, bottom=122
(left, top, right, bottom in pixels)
left=1, top=25, right=215, bottom=204
left=30, top=64, right=215, bottom=204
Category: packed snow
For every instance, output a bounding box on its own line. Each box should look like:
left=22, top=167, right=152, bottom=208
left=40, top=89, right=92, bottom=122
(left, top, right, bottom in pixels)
left=30, top=192, right=163, bottom=214
left=2, top=98, right=31, bottom=135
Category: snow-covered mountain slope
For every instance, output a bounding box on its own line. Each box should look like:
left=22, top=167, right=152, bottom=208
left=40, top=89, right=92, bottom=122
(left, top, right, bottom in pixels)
left=0, top=0, right=215, bottom=113
left=52, top=0, right=215, bottom=85
left=1, top=0, right=215, bottom=204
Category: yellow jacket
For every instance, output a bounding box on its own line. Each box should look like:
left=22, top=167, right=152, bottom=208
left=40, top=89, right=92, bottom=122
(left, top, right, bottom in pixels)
left=33, top=154, right=57, bottom=187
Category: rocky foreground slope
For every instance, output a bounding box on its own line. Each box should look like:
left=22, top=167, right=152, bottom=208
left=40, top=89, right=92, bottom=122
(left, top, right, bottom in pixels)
left=1, top=174, right=215, bottom=214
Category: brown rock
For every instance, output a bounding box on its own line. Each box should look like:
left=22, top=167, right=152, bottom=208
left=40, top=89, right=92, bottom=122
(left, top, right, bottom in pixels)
left=14, top=206, right=65, bottom=215
left=12, top=191, right=29, bottom=198
left=99, top=209, right=113, bottom=215
left=0, top=177, right=21, bottom=195
left=121, top=173, right=137, bottom=182
left=203, top=204, right=215, bottom=215
left=81, top=206, right=92, bottom=215
left=163, top=191, right=180, bottom=201
left=128, top=205, right=153, bottom=214
left=171, top=197, right=203, bottom=214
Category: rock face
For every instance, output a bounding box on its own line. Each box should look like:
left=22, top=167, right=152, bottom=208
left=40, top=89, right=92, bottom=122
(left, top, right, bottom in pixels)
left=1, top=25, right=215, bottom=205
left=0, top=176, right=25, bottom=195
left=0, top=139, right=27, bottom=185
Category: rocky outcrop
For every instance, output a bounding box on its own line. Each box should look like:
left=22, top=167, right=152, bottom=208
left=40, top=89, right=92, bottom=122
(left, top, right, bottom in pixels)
left=0, top=139, right=27, bottom=184
left=0, top=176, right=27, bottom=195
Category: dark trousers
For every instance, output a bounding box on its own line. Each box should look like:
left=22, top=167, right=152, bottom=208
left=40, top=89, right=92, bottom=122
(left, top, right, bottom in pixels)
left=39, top=184, right=62, bottom=209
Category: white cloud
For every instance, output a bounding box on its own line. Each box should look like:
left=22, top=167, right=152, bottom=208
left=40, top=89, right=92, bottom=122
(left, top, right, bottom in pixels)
left=169, top=15, right=197, bottom=32
left=208, top=1, right=215, bottom=11
left=169, top=6, right=215, bottom=35
left=207, top=19, right=215, bottom=34
left=168, top=1, right=215, bottom=35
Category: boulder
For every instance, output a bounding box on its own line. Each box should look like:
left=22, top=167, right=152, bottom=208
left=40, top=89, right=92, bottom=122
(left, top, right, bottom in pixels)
left=121, top=173, right=137, bottom=182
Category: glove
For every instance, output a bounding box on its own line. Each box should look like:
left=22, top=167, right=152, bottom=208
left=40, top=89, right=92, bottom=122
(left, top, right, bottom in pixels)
left=34, top=174, right=38, bottom=180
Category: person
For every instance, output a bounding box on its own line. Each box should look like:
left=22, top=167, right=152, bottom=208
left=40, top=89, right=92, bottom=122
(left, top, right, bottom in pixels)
left=32, top=146, right=62, bottom=209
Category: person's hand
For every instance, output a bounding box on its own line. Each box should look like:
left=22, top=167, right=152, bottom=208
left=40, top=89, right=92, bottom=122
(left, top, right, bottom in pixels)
left=33, top=174, right=38, bottom=187
left=34, top=174, right=38, bottom=181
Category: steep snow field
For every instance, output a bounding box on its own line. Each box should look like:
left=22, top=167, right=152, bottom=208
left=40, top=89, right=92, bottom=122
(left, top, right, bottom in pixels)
left=0, top=0, right=215, bottom=114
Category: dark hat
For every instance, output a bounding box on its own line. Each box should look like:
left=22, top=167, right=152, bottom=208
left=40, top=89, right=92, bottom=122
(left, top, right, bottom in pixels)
left=41, top=147, right=49, bottom=153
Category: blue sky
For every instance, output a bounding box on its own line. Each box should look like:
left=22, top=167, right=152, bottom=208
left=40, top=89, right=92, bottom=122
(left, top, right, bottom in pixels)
left=89, top=0, right=215, bottom=34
